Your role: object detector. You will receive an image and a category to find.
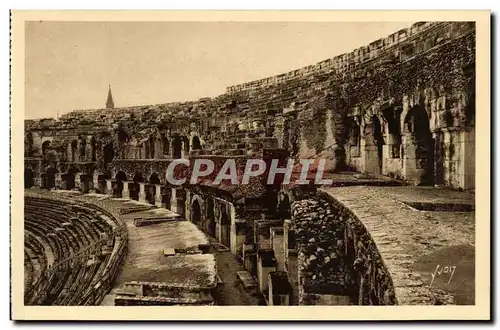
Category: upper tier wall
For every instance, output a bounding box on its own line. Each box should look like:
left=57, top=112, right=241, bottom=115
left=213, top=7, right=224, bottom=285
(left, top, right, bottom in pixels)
left=225, top=21, right=469, bottom=93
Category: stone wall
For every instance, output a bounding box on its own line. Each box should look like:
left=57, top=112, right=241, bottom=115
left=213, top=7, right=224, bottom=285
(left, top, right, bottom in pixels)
left=291, top=192, right=397, bottom=305
left=25, top=21, right=475, bottom=189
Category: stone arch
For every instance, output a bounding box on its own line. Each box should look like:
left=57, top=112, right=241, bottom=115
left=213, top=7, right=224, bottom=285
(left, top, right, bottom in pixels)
left=24, top=168, right=34, bottom=188
left=172, top=136, right=182, bottom=159
left=205, top=197, right=216, bottom=237
left=103, top=143, right=115, bottom=167
left=130, top=172, right=144, bottom=201
left=191, top=135, right=202, bottom=150
left=404, top=105, right=434, bottom=185
left=191, top=198, right=202, bottom=226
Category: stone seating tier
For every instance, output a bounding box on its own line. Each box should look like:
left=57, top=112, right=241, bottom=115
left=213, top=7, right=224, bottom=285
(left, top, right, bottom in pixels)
left=24, top=192, right=127, bottom=306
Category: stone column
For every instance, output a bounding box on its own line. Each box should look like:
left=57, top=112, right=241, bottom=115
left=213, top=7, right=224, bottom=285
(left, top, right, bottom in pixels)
left=122, top=181, right=130, bottom=199
left=105, top=179, right=113, bottom=195
left=138, top=182, right=147, bottom=203
left=154, top=185, right=163, bottom=207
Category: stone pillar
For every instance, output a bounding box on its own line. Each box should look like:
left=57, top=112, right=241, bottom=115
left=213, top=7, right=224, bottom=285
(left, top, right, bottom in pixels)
left=54, top=172, right=62, bottom=189
left=169, top=140, right=175, bottom=159
left=155, top=138, right=162, bottom=159
left=75, top=173, right=82, bottom=190
left=154, top=185, right=162, bottom=207
left=92, top=173, right=99, bottom=192
left=460, top=127, right=475, bottom=190
left=170, top=188, right=177, bottom=211
left=122, top=181, right=130, bottom=199
left=180, top=140, right=185, bottom=159
left=75, top=141, right=81, bottom=163
left=105, top=179, right=113, bottom=195
left=34, top=174, right=42, bottom=188
left=402, top=132, right=416, bottom=181
left=138, top=182, right=147, bottom=203
left=361, top=132, right=380, bottom=176
left=185, top=190, right=191, bottom=221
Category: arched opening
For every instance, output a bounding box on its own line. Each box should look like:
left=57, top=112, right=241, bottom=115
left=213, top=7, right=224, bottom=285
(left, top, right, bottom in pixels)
left=149, top=137, right=155, bottom=159
left=97, top=174, right=109, bottom=193
left=64, top=167, right=78, bottom=190
left=103, top=143, right=115, bottom=168
left=79, top=138, right=87, bottom=161
left=44, top=167, right=57, bottom=190
left=191, top=199, right=202, bottom=226
left=220, top=207, right=231, bottom=248
left=382, top=107, right=402, bottom=159
left=404, top=105, right=434, bottom=185
left=115, top=171, right=127, bottom=197
left=206, top=197, right=216, bottom=237
left=162, top=134, right=169, bottom=157
left=24, top=168, right=34, bottom=188
left=147, top=173, right=161, bottom=204
left=192, top=136, right=202, bottom=150
left=90, top=136, right=96, bottom=161
left=371, top=116, right=384, bottom=172
left=42, top=140, right=51, bottom=156
left=183, top=136, right=190, bottom=155
left=131, top=172, right=144, bottom=201
left=70, top=140, right=78, bottom=163
left=277, top=193, right=291, bottom=220
left=172, top=136, right=182, bottom=159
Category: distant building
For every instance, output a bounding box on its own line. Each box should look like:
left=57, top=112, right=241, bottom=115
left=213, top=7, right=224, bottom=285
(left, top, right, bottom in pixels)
left=106, top=84, right=114, bottom=109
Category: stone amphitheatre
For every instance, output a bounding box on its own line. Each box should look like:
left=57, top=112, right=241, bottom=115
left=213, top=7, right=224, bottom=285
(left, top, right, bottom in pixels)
left=24, top=21, right=475, bottom=306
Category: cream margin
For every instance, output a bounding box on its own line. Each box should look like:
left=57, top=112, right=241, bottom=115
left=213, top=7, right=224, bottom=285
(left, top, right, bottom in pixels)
left=10, top=10, right=490, bottom=321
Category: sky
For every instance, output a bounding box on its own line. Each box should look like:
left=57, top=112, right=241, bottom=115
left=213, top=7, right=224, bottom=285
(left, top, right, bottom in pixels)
left=25, top=21, right=414, bottom=119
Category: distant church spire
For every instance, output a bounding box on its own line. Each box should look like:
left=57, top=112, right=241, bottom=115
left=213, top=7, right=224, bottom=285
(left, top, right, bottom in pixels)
left=106, top=84, right=114, bottom=109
